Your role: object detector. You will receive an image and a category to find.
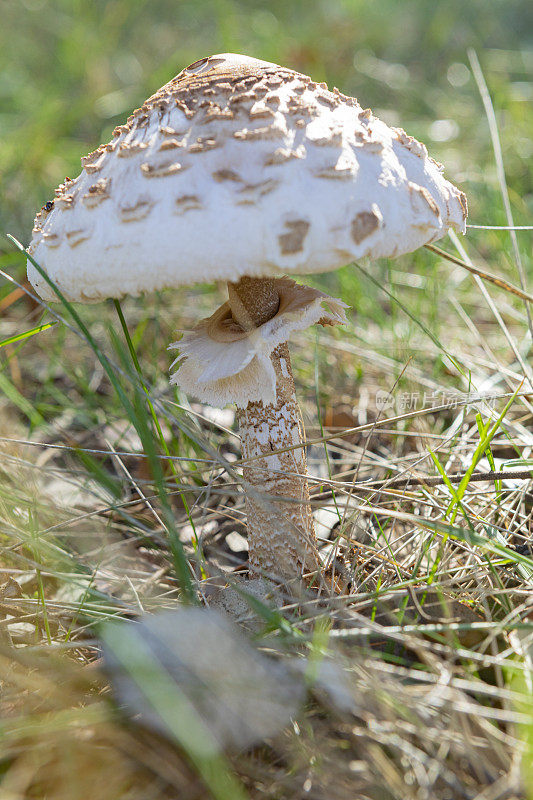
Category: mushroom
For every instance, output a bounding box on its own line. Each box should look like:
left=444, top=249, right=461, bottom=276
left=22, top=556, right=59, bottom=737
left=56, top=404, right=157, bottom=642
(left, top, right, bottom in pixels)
left=27, top=53, right=467, bottom=590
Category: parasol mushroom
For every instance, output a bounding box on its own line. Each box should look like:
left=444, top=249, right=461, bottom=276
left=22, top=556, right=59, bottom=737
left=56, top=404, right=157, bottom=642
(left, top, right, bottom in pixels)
left=27, top=53, right=467, bottom=589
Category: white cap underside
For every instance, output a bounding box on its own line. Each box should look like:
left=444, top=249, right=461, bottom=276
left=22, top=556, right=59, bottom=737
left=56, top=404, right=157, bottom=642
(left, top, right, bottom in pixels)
left=28, top=53, right=467, bottom=303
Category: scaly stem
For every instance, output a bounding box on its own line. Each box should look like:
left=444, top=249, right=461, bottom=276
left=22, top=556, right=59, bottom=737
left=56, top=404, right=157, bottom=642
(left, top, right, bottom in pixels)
left=228, top=278, right=321, bottom=584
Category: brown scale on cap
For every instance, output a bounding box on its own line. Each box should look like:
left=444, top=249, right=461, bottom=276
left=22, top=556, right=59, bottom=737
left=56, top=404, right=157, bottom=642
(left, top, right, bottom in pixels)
left=213, top=168, right=242, bottom=183
left=101, top=53, right=350, bottom=142
left=159, top=125, right=186, bottom=137
left=315, top=164, right=354, bottom=180
left=117, top=141, right=148, bottom=158
left=264, top=146, right=305, bottom=165
left=201, top=106, right=235, bottom=123
left=82, top=177, right=111, bottom=207
left=42, top=232, right=59, bottom=247
left=351, top=210, right=381, bottom=244
left=236, top=178, right=280, bottom=205
left=306, top=129, right=343, bottom=147
left=458, top=191, right=468, bottom=218
left=174, top=195, right=203, bottom=214
left=188, top=136, right=218, bottom=152
left=248, top=104, right=276, bottom=121
left=66, top=228, right=91, bottom=248
left=158, top=138, right=185, bottom=151
left=112, top=124, right=129, bottom=137
left=55, top=193, right=76, bottom=209
left=229, top=90, right=257, bottom=105
left=119, top=199, right=153, bottom=222
left=315, top=92, right=337, bottom=110
left=253, top=83, right=269, bottom=98
left=286, top=96, right=315, bottom=116
left=140, top=161, right=187, bottom=177
left=264, top=93, right=281, bottom=108
left=233, top=126, right=284, bottom=142
left=408, top=182, right=441, bottom=219
left=81, top=149, right=101, bottom=170
left=278, top=220, right=310, bottom=255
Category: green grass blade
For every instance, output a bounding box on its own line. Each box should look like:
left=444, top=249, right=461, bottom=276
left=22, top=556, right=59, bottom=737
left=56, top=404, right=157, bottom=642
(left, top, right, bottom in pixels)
left=10, top=236, right=196, bottom=602
left=0, top=370, right=44, bottom=427
left=447, top=383, right=522, bottom=520
left=0, top=321, right=57, bottom=349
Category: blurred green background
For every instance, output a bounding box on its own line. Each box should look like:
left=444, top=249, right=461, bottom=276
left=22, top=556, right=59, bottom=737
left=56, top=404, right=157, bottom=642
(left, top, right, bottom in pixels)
left=1, top=0, right=532, bottom=243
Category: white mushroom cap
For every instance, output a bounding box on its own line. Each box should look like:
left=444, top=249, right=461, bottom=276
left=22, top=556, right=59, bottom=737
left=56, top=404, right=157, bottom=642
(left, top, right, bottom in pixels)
left=27, top=53, right=467, bottom=303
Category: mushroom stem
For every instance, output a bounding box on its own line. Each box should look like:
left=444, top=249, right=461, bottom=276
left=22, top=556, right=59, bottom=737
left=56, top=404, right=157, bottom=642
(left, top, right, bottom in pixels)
left=227, top=276, right=280, bottom=330
left=228, top=278, right=321, bottom=584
